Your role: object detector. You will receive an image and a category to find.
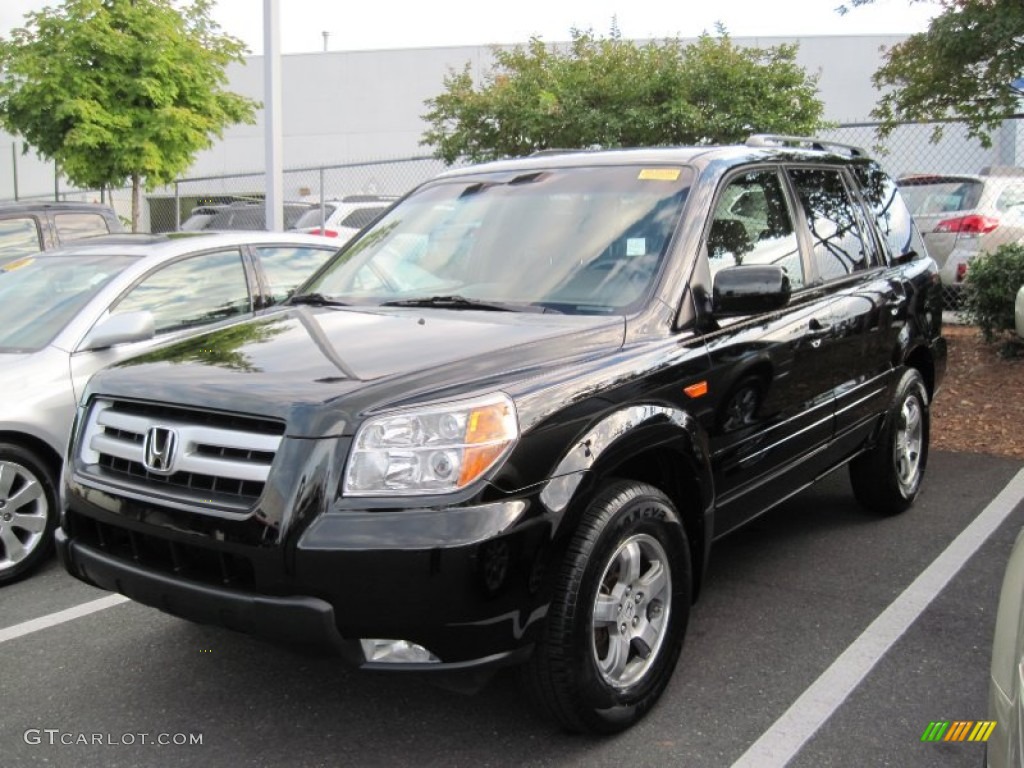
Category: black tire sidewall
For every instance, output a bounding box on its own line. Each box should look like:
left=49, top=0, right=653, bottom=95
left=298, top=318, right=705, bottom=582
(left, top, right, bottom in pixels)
left=0, top=443, right=59, bottom=585
left=563, top=483, right=691, bottom=722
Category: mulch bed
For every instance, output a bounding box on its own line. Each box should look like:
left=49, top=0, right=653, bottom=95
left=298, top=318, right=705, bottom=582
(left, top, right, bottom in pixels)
left=931, top=325, right=1024, bottom=461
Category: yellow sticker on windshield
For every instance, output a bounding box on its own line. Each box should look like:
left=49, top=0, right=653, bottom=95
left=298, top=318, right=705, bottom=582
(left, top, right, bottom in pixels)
left=1, top=257, right=34, bottom=272
left=638, top=169, right=680, bottom=181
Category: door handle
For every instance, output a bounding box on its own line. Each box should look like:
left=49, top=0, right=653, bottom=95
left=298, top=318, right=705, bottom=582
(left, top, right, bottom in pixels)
left=808, top=317, right=832, bottom=347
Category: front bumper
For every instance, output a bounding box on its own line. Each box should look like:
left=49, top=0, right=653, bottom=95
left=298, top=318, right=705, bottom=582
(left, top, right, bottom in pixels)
left=58, top=485, right=550, bottom=673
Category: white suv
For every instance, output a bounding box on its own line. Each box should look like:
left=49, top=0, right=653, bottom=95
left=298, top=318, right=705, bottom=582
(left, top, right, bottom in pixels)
left=292, top=195, right=398, bottom=241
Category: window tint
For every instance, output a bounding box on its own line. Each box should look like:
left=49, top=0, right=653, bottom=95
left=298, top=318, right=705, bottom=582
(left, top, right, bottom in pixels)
left=854, top=163, right=923, bottom=263
left=254, top=245, right=336, bottom=304
left=54, top=212, right=114, bottom=240
left=706, top=170, right=804, bottom=289
left=112, top=249, right=251, bottom=333
left=339, top=206, right=388, bottom=229
left=788, top=168, right=870, bottom=280
left=0, top=217, right=43, bottom=262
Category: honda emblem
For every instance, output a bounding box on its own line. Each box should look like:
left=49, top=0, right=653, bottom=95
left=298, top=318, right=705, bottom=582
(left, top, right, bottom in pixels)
left=143, top=427, right=178, bottom=474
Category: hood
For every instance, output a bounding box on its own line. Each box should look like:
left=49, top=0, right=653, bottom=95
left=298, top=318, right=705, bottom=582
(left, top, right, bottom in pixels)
left=87, top=306, right=625, bottom=436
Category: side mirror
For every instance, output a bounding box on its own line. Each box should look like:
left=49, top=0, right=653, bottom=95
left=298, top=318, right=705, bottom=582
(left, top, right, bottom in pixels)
left=80, top=311, right=155, bottom=351
left=712, top=265, right=791, bottom=317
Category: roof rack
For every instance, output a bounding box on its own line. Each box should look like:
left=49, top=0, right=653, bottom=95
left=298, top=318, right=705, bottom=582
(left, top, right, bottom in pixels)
left=745, top=134, right=867, bottom=158
left=529, top=147, right=602, bottom=157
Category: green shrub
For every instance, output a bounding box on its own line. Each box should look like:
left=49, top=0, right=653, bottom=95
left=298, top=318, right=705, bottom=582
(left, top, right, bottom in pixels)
left=961, top=243, right=1024, bottom=344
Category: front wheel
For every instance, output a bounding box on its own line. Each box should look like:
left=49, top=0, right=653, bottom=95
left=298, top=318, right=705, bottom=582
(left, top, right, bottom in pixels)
left=521, top=480, right=691, bottom=734
left=849, top=368, right=930, bottom=515
left=0, top=443, right=58, bottom=585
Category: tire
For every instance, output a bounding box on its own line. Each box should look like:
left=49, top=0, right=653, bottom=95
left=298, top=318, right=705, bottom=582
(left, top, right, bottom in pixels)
left=520, top=480, right=691, bottom=734
left=849, top=368, right=929, bottom=515
left=0, top=443, right=59, bottom=586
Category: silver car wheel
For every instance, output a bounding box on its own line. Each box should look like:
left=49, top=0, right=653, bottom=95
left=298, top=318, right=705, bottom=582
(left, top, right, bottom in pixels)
left=0, top=460, right=49, bottom=572
left=591, top=533, right=672, bottom=689
left=894, top=396, right=923, bottom=492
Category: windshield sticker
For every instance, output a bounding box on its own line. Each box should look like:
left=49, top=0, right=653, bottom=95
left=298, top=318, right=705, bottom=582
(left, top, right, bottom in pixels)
left=1, top=257, right=34, bottom=272
left=638, top=169, right=681, bottom=181
left=626, top=238, right=647, bottom=256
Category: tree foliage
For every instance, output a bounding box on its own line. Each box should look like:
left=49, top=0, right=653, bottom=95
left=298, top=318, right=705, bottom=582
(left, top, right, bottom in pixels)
left=962, top=243, right=1024, bottom=348
left=421, top=28, right=827, bottom=164
left=844, top=0, right=1024, bottom=146
left=0, top=0, right=259, bottom=230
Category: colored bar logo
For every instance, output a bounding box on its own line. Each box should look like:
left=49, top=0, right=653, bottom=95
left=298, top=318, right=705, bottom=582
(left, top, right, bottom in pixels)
left=921, top=721, right=997, bottom=742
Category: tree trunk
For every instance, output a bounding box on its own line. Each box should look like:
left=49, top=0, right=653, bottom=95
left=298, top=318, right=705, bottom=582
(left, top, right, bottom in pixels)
left=131, top=173, right=142, bottom=232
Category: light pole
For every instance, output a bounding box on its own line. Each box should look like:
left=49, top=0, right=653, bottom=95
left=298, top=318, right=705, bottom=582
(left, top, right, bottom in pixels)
left=263, top=0, right=284, bottom=231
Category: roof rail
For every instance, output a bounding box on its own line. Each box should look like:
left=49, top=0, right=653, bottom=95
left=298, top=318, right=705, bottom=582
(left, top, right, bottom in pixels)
left=529, top=147, right=602, bottom=157
left=745, top=134, right=867, bottom=158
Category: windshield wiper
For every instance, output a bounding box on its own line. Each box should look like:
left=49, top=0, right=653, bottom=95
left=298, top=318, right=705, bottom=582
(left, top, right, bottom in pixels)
left=288, top=292, right=350, bottom=307
left=380, top=295, right=524, bottom=312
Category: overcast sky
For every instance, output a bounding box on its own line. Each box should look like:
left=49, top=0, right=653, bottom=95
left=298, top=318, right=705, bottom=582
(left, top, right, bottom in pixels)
left=0, top=0, right=937, bottom=54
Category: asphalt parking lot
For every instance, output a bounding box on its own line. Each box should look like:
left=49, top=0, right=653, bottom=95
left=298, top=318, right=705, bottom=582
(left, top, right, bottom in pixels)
left=2, top=450, right=1023, bottom=768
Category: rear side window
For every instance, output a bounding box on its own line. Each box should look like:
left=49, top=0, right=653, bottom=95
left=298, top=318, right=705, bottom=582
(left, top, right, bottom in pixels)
left=996, top=179, right=1024, bottom=212
left=112, top=249, right=252, bottom=333
left=853, top=164, right=924, bottom=263
left=254, top=245, right=336, bottom=304
left=0, top=216, right=43, bottom=263
left=788, top=168, right=871, bottom=281
left=55, top=212, right=115, bottom=240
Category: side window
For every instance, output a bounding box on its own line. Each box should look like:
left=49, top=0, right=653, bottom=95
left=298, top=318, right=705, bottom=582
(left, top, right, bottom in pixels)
left=253, top=246, right=335, bottom=304
left=706, top=169, right=805, bottom=289
left=853, top=163, right=923, bottom=263
left=788, top=167, right=871, bottom=280
left=112, top=249, right=251, bottom=334
left=0, top=217, right=43, bottom=261
left=54, top=212, right=114, bottom=240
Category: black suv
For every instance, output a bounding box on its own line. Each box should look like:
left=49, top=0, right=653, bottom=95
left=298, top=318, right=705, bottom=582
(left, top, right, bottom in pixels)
left=0, top=201, right=123, bottom=267
left=57, top=136, right=946, bottom=734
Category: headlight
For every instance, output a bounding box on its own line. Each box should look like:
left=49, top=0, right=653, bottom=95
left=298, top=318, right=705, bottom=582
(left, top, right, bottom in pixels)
left=343, top=393, right=519, bottom=496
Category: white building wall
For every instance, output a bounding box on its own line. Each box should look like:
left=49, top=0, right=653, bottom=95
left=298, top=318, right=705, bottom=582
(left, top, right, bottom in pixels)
left=0, top=33, right=982, bottom=202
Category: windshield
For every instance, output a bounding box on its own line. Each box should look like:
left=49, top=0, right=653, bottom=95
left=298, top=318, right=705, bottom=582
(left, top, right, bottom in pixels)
left=0, top=254, right=136, bottom=351
left=302, top=165, right=693, bottom=314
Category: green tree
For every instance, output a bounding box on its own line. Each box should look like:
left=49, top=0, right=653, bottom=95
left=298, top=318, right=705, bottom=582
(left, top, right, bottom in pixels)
left=421, top=27, right=826, bottom=164
left=842, top=0, right=1024, bottom=146
left=0, top=0, right=259, bottom=230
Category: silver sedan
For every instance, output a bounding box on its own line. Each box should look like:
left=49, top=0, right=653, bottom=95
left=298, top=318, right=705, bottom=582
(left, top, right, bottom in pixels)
left=0, top=231, right=339, bottom=584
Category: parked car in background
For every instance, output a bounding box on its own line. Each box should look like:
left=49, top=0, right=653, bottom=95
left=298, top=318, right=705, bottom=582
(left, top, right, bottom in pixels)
left=292, top=194, right=398, bottom=239
left=0, top=231, right=339, bottom=585
left=0, top=201, right=123, bottom=268
left=202, top=201, right=316, bottom=231
left=898, top=168, right=1024, bottom=302
left=178, top=204, right=228, bottom=231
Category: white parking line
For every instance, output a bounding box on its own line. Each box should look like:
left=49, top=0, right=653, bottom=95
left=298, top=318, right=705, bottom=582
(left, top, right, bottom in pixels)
left=0, top=594, right=130, bottom=645
left=733, top=466, right=1024, bottom=768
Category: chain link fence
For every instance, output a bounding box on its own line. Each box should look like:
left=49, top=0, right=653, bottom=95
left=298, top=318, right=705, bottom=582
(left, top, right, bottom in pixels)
left=145, top=155, right=450, bottom=234
left=10, top=118, right=1023, bottom=311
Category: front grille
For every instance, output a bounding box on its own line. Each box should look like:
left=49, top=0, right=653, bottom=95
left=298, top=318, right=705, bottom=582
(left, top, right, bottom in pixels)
left=67, top=510, right=256, bottom=588
left=78, top=398, right=285, bottom=514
